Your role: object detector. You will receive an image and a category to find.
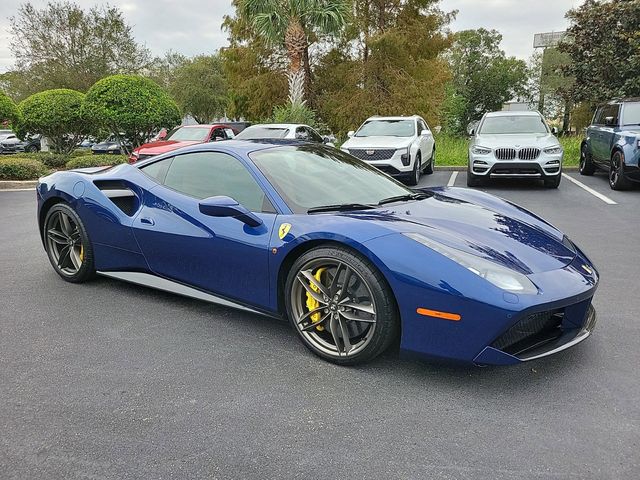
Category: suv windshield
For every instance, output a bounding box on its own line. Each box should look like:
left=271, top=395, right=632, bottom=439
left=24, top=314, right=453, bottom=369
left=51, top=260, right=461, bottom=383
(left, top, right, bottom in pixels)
left=235, top=126, right=289, bottom=139
left=479, top=115, right=548, bottom=134
left=355, top=119, right=415, bottom=137
left=250, top=145, right=413, bottom=214
left=622, top=102, right=640, bottom=125
left=167, top=127, right=210, bottom=142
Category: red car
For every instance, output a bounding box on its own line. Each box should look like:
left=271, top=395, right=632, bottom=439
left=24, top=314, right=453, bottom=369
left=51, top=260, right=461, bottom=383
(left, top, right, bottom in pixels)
left=129, top=124, right=237, bottom=163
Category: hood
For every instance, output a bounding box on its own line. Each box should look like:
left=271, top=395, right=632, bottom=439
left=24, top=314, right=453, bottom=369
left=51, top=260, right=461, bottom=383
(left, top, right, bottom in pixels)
left=342, top=136, right=413, bottom=150
left=474, top=133, right=559, bottom=148
left=350, top=188, right=575, bottom=274
left=134, top=140, right=201, bottom=155
left=92, top=141, right=120, bottom=149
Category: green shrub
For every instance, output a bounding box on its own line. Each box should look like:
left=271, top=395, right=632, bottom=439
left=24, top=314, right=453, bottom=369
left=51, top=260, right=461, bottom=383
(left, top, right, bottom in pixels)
left=0, top=157, right=49, bottom=180
left=65, top=154, right=127, bottom=169
left=12, top=152, right=69, bottom=168
left=0, top=90, right=19, bottom=125
left=272, top=102, right=317, bottom=127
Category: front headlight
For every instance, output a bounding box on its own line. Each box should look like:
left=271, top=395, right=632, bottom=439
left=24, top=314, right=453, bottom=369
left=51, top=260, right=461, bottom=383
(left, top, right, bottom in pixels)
left=471, top=146, right=491, bottom=155
left=404, top=233, right=538, bottom=294
left=543, top=145, right=563, bottom=155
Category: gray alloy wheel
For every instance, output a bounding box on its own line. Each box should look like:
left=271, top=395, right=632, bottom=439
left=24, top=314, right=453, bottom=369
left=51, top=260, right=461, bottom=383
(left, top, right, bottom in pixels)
left=424, top=149, right=434, bottom=175
left=285, top=247, right=398, bottom=365
left=406, top=153, right=421, bottom=186
left=44, top=204, right=95, bottom=283
left=609, top=151, right=631, bottom=190
left=579, top=144, right=595, bottom=175
left=27, top=145, right=39, bottom=153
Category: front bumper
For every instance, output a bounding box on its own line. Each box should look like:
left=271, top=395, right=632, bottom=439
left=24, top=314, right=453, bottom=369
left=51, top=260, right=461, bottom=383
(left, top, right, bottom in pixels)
left=344, top=148, right=413, bottom=176
left=469, top=150, right=563, bottom=178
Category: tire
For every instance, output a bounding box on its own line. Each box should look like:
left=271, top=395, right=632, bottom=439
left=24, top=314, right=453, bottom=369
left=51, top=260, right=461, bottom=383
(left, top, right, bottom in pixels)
left=284, top=246, right=399, bottom=365
left=424, top=149, right=434, bottom=175
left=27, top=145, right=39, bottom=153
left=466, top=164, right=482, bottom=187
left=405, top=152, right=421, bottom=186
left=43, top=203, right=95, bottom=283
left=544, top=174, right=561, bottom=189
left=609, top=150, right=632, bottom=190
left=579, top=143, right=596, bottom=176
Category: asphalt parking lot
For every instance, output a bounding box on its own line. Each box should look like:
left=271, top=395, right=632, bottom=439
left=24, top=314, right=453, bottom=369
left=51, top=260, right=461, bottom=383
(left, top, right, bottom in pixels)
left=1, top=172, right=639, bottom=480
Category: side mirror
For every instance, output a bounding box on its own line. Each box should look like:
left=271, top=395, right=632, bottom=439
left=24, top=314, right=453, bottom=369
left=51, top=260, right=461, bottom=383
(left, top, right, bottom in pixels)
left=469, top=129, right=476, bottom=136
left=158, top=130, right=167, bottom=140
left=198, top=196, right=263, bottom=227
left=347, top=130, right=355, bottom=137
left=551, top=127, right=558, bottom=135
left=420, top=130, right=430, bottom=136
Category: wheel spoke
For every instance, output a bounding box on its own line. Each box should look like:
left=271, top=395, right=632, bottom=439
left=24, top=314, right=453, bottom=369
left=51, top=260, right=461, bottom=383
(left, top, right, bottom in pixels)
left=59, top=212, right=73, bottom=236
left=296, top=273, right=328, bottom=304
left=329, top=262, right=344, bottom=295
left=298, top=270, right=331, bottom=299
left=340, top=301, right=375, bottom=315
left=57, top=245, right=71, bottom=268
left=47, top=228, right=68, bottom=244
left=296, top=306, right=326, bottom=326
left=338, top=316, right=352, bottom=354
left=69, top=246, right=81, bottom=270
left=301, top=313, right=330, bottom=332
left=339, top=310, right=376, bottom=323
left=338, top=266, right=353, bottom=301
left=328, top=315, right=343, bottom=355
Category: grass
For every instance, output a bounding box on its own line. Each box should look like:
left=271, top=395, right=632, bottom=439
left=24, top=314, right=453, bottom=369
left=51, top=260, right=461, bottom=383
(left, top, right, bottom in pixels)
left=435, top=134, right=582, bottom=166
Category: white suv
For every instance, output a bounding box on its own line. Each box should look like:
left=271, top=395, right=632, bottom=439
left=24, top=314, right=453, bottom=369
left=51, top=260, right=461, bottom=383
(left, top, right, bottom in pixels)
left=340, top=116, right=435, bottom=185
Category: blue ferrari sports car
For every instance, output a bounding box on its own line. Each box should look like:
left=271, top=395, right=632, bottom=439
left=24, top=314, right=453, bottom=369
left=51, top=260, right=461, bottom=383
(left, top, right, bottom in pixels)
left=37, top=140, right=598, bottom=365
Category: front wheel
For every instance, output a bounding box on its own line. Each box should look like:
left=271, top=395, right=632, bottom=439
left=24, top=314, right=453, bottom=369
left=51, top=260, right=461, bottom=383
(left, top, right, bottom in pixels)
left=44, top=203, right=95, bottom=283
left=285, top=246, right=399, bottom=365
left=466, top=164, right=482, bottom=187
left=609, top=151, right=631, bottom=190
left=27, top=145, right=39, bottom=153
left=579, top=144, right=596, bottom=176
left=424, top=149, right=434, bottom=175
left=405, top=153, right=421, bottom=186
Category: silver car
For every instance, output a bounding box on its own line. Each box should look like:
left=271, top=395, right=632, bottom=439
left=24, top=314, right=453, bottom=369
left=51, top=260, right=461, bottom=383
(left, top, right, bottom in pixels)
left=467, top=111, right=563, bottom=188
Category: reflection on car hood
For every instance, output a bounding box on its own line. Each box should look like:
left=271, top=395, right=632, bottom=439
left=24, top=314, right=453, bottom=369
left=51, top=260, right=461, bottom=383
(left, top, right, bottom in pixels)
left=348, top=187, right=575, bottom=274
left=135, top=140, right=202, bottom=155
left=474, top=133, right=559, bottom=148
left=342, top=136, right=413, bottom=150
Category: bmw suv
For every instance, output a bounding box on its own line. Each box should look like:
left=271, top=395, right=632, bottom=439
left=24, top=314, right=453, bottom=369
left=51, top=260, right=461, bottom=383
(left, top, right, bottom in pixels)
left=340, top=116, right=435, bottom=186
left=467, top=111, right=563, bottom=188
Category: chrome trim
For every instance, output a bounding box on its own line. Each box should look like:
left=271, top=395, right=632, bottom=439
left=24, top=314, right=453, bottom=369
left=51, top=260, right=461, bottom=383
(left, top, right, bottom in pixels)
left=97, top=271, right=268, bottom=316
left=490, top=173, right=542, bottom=178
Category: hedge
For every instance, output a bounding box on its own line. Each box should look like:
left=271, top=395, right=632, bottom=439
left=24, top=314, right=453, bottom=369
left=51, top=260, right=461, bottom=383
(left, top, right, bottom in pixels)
left=65, top=154, right=127, bottom=169
left=0, top=157, right=49, bottom=180
left=12, top=152, right=70, bottom=169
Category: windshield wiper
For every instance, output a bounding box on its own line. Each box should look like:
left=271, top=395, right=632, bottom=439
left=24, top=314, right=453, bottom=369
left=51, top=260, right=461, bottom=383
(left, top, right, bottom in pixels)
left=377, top=192, right=430, bottom=205
left=307, top=203, right=376, bottom=214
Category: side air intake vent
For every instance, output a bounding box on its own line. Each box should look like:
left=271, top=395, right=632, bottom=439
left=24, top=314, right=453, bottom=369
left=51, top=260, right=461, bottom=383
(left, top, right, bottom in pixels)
left=94, top=180, right=140, bottom=216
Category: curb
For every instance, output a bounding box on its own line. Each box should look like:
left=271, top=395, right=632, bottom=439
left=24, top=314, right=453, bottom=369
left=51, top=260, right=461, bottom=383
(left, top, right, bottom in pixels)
left=0, top=180, right=37, bottom=190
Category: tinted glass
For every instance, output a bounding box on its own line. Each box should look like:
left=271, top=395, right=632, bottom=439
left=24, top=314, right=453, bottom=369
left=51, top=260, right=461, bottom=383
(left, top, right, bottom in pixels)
left=250, top=145, right=413, bottom=214
left=235, top=126, right=290, bottom=139
left=355, top=120, right=415, bottom=137
left=163, top=152, right=272, bottom=212
left=307, top=128, right=323, bottom=143
left=479, top=115, right=548, bottom=134
left=140, top=157, right=173, bottom=183
left=167, top=127, right=211, bottom=142
left=601, top=104, right=620, bottom=125
left=622, top=102, right=640, bottom=125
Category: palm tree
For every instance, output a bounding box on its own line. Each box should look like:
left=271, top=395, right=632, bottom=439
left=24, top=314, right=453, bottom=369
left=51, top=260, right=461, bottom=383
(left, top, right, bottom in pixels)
left=238, top=0, right=349, bottom=105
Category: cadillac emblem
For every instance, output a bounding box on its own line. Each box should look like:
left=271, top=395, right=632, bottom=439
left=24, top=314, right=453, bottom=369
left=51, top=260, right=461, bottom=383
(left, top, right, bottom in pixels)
left=366, top=150, right=375, bottom=155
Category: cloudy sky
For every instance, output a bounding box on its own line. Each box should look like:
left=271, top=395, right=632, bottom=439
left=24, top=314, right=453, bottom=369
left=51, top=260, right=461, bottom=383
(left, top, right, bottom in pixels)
left=0, top=0, right=584, bottom=73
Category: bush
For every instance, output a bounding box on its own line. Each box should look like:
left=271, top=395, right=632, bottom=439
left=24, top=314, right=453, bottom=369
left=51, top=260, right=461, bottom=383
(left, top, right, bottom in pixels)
left=0, top=157, right=49, bottom=180
left=65, top=154, right=127, bottom=169
left=0, top=90, right=19, bottom=125
left=12, top=152, right=69, bottom=169
left=18, top=89, right=91, bottom=154
left=272, top=102, right=317, bottom=127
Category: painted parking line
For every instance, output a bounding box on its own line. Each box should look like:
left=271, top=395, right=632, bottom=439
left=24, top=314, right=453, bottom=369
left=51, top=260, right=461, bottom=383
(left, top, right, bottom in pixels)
left=562, top=173, right=617, bottom=205
left=447, top=171, right=458, bottom=187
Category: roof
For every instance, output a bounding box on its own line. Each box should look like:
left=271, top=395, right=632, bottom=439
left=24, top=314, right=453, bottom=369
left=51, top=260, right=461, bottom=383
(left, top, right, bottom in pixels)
left=243, top=123, right=308, bottom=129
left=485, top=110, right=542, bottom=117
left=180, top=124, right=232, bottom=128
left=603, top=97, right=640, bottom=105
left=364, top=115, right=421, bottom=121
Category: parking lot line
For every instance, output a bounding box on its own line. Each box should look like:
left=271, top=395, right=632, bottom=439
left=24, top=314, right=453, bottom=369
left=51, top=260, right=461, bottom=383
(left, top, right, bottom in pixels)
left=562, top=173, right=617, bottom=205
left=447, top=171, right=458, bottom=187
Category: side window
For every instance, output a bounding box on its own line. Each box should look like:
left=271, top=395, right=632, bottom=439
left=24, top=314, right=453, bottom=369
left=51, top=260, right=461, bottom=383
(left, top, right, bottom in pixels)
left=140, top=157, right=174, bottom=183
left=210, top=128, right=226, bottom=142
left=162, top=151, right=274, bottom=213
left=416, top=121, right=424, bottom=134
left=601, top=104, right=620, bottom=126
left=295, top=127, right=310, bottom=141
left=307, top=128, right=323, bottom=143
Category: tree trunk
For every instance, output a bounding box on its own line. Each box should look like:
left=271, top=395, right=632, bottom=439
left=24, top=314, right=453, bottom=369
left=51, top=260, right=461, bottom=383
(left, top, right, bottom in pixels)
left=284, top=18, right=308, bottom=104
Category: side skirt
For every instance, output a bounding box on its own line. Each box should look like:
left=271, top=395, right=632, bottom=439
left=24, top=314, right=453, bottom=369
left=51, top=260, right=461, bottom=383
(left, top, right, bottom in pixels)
left=97, top=271, right=278, bottom=318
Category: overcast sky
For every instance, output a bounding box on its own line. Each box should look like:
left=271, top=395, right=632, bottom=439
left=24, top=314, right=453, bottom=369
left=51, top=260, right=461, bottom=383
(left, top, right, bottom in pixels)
left=0, top=0, right=584, bottom=73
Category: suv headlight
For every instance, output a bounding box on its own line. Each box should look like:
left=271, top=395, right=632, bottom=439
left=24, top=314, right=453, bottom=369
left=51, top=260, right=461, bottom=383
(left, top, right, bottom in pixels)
left=399, top=147, right=410, bottom=166
left=404, top=233, right=538, bottom=294
left=543, top=145, right=563, bottom=155
left=471, top=146, right=491, bottom=155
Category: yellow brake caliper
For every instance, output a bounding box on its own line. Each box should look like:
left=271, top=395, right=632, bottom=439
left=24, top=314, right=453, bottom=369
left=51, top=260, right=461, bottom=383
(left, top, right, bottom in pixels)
left=305, top=268, right=326, bottom=331
left=79, top=245, right=84, bottom=263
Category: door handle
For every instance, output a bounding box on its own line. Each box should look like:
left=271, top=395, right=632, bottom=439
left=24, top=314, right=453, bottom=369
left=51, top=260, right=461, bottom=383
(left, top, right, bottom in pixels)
left=140, top=217, right=155, bottom=226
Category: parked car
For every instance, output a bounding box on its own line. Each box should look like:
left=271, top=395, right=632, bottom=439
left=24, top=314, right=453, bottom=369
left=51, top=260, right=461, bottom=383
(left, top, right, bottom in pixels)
left=340, top=115, right=435, bottom=186
left=37, top=140, right=598, bottom=366
left=129, top=124, right=237, bottom=163
left=235, top=123, right=332, bottom=145
left=580, top=98, right=640, bottom=190
left=0, top=133, right=20, bottom=154
left=467, top=111, right=563, bottom=188
left=92, top=136, right=130, bottom=155
left=16, top=134, right=41, bottom=153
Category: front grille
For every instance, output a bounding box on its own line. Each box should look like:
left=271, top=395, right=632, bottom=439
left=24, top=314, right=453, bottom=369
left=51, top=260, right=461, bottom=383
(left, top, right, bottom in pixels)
left=348, top=148, right=396, bottom=161
left=492, top=310, right=564, bottom=354
left=518, top=147, right=540, bottom=160
left=374, top=165, right=401, bottom=175
left=495, top=148, right=516, bottom=160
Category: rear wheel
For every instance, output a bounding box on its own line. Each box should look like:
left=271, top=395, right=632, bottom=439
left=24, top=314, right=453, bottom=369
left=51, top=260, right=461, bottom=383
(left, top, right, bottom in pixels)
left=579, top=144, right=596, bottom=176
left=27, top=145, right=39, bottom=153
left=285, top=246, right=398, bottom=365
left=44, top=203, right=95, bottom=283
left=609, top=151, right=631, bottom=190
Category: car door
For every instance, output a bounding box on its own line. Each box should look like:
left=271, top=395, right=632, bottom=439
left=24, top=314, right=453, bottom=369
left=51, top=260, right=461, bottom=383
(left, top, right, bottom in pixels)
left=591, top=104, right=618, bottom=165
left=132, top=151, right=278, bottom=308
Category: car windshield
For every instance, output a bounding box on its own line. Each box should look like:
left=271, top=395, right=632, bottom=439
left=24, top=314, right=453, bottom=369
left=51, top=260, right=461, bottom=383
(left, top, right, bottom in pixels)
left=250, top=145, right=414, bottom=214
left=355, top=120, right=415, bottom=137
left=621, top=102, right=640, bottom=125
left=235, top=126, right=290, bottom=139
left=479, top=115, right=548, bottom=134
left=167, top=127, right=211, bottom=142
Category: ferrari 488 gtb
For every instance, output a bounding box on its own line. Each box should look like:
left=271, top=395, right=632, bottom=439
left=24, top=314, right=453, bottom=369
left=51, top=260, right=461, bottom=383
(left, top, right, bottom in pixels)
left=37, top=140, right=598, bottom=365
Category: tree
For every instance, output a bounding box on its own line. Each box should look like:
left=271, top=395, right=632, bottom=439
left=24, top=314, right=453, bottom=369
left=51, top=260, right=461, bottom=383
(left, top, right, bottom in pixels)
left=18, top=89, right=90, bottom=154
left=235, top=0, right=349, bottom=104
left=445, top=29, right=529, bottom=134
left=5, top=2, right=150, bottom=99
left=170, top=55, right=229, bottom=124
left=83, top=75, right=181, bottom=155
left=145, top=51, right=189, bottom=91
left=560, top=0, right=640, bottom=103
left=0, top=91, right=19, bottom=127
